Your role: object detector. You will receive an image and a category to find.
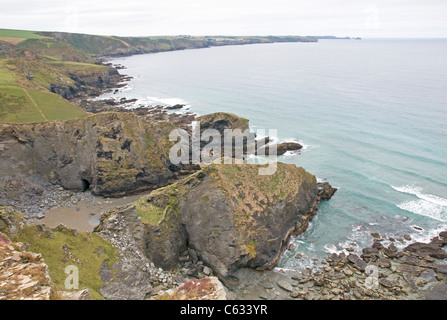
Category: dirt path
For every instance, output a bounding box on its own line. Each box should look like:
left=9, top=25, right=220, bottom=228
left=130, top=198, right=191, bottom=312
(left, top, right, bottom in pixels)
left=22, top=88, right=48, bottom=121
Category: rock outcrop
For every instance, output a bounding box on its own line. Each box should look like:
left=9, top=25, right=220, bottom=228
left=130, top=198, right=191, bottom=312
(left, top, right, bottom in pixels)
left=0, top=232, right=52, bottom=300
left=157, top=277, right=231, bottom=300
left=96, top=162, right=336, bottom=283
left=261, top=142, right=303, bottom=156
left=0, top=206, right=25, bottom=238
left=0, top=112, right=177, bottom=197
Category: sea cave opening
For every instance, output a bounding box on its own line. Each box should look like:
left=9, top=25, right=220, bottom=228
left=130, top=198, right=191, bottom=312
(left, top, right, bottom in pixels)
left=81, top=179, right=91, bottom=192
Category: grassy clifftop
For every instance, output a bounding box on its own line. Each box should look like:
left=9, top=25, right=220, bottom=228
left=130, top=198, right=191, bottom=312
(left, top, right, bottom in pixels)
left=0, top=29, right=96, bottom=123
left=133, top=162, right=319, bottom=277
left=0, top=57, right=87, bottom=123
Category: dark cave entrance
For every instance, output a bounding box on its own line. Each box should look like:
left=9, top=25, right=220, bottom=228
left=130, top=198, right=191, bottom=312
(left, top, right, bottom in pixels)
left=81, top=179, right=91, bottom=192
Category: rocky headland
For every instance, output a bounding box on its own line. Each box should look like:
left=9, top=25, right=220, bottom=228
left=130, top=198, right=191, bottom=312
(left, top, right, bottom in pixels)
left=95, top=162, right=336, bottom=282
left=0, top=107, right=340, bottom=300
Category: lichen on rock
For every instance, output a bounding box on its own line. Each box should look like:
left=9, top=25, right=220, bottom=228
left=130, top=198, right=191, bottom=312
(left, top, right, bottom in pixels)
left=0, top=112, right=177, bottom=197
left=98, top=162, right=336, bottom=283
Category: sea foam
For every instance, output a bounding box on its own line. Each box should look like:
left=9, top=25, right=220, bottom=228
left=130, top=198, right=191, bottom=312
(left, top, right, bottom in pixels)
left=145, top=96, right=188, bottom=106
left=392, top=185, right=447, bottom=222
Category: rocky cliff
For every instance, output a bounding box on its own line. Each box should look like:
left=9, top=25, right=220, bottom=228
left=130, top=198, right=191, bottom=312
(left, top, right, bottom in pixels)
left=0, top=112, right=176, bottom=197
left=0, top=231, right=52, bottom=300
left=96, top=162, right=336, bottom=282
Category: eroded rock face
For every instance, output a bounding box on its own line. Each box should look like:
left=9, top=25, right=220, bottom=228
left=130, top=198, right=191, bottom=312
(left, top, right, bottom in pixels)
left=0, top=112, right=176, bottom=197
left=0, top=232, right=52, bottom=300
left=0, top=206, right=25, bottom=238
left=97, top=162, right=336, bottom=282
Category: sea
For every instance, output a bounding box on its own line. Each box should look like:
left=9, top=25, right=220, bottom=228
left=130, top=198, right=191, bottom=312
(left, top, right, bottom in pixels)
left=97, top=38, right=447, bottom=270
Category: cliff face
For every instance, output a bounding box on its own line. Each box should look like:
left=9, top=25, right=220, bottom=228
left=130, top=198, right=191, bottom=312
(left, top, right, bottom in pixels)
left=0, top=112, right=176, bottom=196
left=96, top=163, right=336, bottom=281
left=50, top=67, right=121, bottom=100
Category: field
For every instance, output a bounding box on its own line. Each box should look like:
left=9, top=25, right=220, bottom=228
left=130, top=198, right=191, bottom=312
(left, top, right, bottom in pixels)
left=0, top=84, right=86, bottom=123
left=0, top=28, right=48, bottom=45
left=0, top=58, right=87, bottom=123
left=0, top=29, right=91, bottom=123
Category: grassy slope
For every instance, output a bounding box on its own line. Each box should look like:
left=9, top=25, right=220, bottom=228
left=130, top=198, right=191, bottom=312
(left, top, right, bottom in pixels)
left=0, top=29, right=105, bottom=123
left=15, top=225, right=118, bottom=300
left=0, top=28, right=48, bottom=45
left=0, top=57, right=87, bottom=123
left=0, top=29, right=48, bottom=39
left=0, top=28, right=318, bottom=124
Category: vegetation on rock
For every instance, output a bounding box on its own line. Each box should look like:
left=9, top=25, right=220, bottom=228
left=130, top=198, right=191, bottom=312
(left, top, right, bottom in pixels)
left=14, top=224, right=118, bottom=300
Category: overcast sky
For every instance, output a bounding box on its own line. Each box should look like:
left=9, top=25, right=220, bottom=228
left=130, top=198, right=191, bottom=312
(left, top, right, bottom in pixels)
left=1, top=0, right=446, bottom=38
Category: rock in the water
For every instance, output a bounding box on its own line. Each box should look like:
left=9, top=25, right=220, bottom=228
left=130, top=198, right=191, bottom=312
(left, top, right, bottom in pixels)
left=260, top=142, right=303, bottom=156
left=316, top=182, right=337, bottom=200
left=378, top=257, right=391, bottom=268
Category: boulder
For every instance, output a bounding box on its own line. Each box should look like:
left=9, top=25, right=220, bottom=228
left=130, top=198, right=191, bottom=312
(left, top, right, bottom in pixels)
left=277, top=280, right=293, bottom=292
left=260, top=142, right=303, bottom=156
left=158, top=277, right=230, bottom=300
left=317, top=182, right=337, bottom=200
left=56, top=289, right=91, bottom=300
left=404, top=242, right=447, bottom=259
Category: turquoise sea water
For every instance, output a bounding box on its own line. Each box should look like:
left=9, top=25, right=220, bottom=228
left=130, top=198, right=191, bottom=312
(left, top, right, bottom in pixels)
left=99, top=39, right=447, bottom=269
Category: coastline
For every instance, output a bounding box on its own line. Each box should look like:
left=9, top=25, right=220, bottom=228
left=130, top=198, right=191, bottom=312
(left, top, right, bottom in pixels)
left=73, top=47, right=447, bottom=301
left=1, top=34, right=447, bottom=301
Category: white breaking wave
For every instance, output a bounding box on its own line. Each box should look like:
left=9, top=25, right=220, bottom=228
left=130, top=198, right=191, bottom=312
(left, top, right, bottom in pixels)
left=392, top=185, right=447, bottom=222
left=392, top=185, right=447, bottom=207
left=145, top=96, right=188, bottom=106
left=282, top=150, right=300, bottom=157
left=397, top=201, right=445, bottom=222
left=119, top=85, right=134, bottom=93
left=323, top=243, right=339, bottom=254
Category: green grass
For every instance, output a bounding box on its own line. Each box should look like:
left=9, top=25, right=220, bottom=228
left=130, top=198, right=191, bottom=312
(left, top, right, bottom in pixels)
left=0, top=29, right=48, bottom=40
left=47, top=60, right=106, bottom=71
left=0, top=58, right=87, bottom=123
left=135, top=196, right=165, bottom=225
left=0, top=85, right=46, bottom=122
left=15, top=225, right=119, bottom=300
left=27, top=89, right=87, bottom=121
left=0, top=60, right=18, bottom=85
left=18, top=38, right=94, bottom=62
left=0, top=84, right=87, bottom=123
